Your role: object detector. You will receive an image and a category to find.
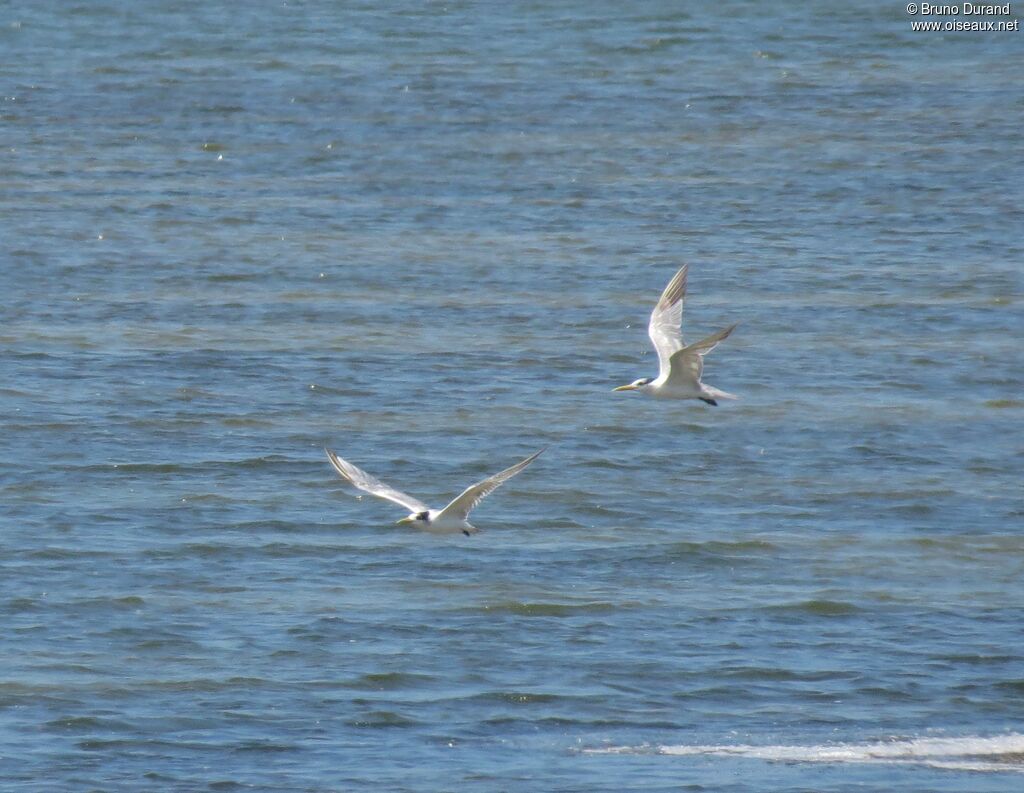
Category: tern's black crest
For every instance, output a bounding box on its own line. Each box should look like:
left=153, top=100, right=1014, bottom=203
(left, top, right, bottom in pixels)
left=699, top=397, right=718, bottom=406
left=638, top=377, right=654, bottom=385
left=416, top=511, right=430, bottom=521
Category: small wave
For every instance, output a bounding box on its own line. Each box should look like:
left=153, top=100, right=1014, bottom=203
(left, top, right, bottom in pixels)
left=44, top=715, right=134, bottom=732
left=475, top=600, right=620, bottom=617
left=587, top=733, right=1024, bottom=773
left=347, top=710, right=420, bottom=728
left=984, top=399, right=1024, bottom=409
left=220, top=416, right=274, bottom=427
left=110, top=455, right=294, bottom=474
left=491, top=715, right=681, bottom=729
left=24, top=548, right=113, bottom=561
left=934, top=652, right=1017, bottom=665
left=67, top=595, right=145, bottom=610
left=307, top=383, right=376, bottom=397
left=342, top=672, right=435, bottom=691
left=457, top=691, right=572, bottom=706
left=180, top=493, right=235, bottom=504
left=996, top=679, right=1024, bottom=695
left=232, top=740, right=298, bottom=753
left=664, top=539, right=779, bottom=562
left=720, top=666, right=857, bottom=683
left=759, top=599, right=862, bottom=617
left=206, top=273, right=260, bottom=283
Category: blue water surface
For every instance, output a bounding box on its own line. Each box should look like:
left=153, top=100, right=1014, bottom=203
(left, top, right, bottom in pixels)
left=2, top=1, right=1023, bottom=791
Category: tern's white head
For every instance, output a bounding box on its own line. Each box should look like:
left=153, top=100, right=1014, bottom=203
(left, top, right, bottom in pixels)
left=613, top=377, right=654, bottom=393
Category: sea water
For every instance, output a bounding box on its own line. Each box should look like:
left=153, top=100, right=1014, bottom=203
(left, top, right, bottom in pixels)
left=2, top=1, right=1022, bottom=790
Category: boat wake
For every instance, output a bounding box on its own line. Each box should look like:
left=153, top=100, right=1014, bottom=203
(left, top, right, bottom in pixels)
left=586, top=733, right=1024, bottom=773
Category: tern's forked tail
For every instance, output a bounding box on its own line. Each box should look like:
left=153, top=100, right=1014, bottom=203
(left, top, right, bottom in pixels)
left=701, top=384, right=738, bottom=401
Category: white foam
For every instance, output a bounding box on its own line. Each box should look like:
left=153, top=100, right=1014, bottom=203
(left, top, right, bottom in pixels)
left=587, top=733, right=1024, bottom=773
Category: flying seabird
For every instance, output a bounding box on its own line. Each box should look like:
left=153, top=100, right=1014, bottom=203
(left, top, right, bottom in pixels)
left=613, top=264, right=737, bottom=404
left=325, top=447, right=545, bottom=535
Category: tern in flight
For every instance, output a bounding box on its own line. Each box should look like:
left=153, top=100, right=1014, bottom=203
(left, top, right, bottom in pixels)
left=325, top=447, right=545, bottom=535
left=613, top=265, right=738, bottom=404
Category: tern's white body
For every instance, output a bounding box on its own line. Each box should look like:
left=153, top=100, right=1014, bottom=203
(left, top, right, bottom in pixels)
left=325, top=448, right=544, bottom=536
left=614, top=265, right=737, bottom=405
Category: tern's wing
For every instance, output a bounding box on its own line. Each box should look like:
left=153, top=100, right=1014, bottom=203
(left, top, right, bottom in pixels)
left=647, top=265, right=688, bottom=378
left=435, top=448, right=545, bottom=522
left=664, top=349, right=703, bottom=389
left=685, top=323, right=737, bottom=358
left=325, top=448, right=429, bottom=513
left=664, top=324, right=738, bottom=388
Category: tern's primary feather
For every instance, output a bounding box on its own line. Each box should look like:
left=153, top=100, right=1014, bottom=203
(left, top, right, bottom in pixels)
left=325, top=449, right=428, bottom=513
left=648, top=264, right=688, bottom=378
left=435, top=448, right=546, bottom=522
